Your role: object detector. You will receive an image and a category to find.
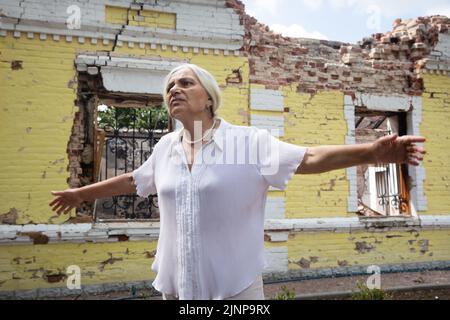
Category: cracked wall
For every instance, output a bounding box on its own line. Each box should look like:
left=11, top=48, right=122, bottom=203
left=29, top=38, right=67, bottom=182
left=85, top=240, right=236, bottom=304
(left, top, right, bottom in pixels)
left=421, top=72, right=450, bottom=214
left=0, top=0, right=248, bottom=225
left=0, top=31, right=110, bottom=225
left=1, top=0, right=450, bottom=295
left=0, top=240, right=158, bottom=292
left=0, top=0, right=250, bottom=293
left=281, top=229, right=450, bottom=272
left=227, top=0, right=450, bottom=218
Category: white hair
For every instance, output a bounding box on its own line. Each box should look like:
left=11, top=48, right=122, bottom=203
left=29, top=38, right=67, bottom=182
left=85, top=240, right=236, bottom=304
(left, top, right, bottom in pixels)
left=163, top=64, right=222, bottom=117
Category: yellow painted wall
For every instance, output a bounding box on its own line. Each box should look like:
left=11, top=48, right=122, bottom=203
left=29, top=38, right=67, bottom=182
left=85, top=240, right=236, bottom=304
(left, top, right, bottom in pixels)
left=283, top=88, right=350, bottom=218
left=421, top=73, right=450, bottom=215
left=110, top=44, right=250, bottom=126
left=0, top=240, right=157, bottom=291
left=0, top=31, right=249, bottom=292
left=0, top=32, right=249, bottom=226
left=0, top=32, right=111, bottom=225
left=105, top=5, right=177, bottom=29
left=266, top=229, right=450, bottom=271
left=1, top=23, right=449, bottom=294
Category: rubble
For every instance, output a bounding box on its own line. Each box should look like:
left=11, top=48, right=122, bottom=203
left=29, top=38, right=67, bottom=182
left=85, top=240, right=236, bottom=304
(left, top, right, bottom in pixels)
left=226, top=1, right=450, bottom=96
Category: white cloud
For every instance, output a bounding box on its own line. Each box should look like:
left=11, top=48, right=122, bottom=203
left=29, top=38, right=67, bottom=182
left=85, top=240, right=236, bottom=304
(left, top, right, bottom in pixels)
left=329, top=0, right=450, bottom=18
left=242, top=0, right=450, bottom=44
left=302, top=0, right=323, bottom=11
left=245, top=0, right=450, bottom=19
left=245, top=0, right=282, bottom=17
left=426, top=6, right=450, bottom=17
left=329, top=0, right=358, bottom=9
left=271, top=23, right=329, bottom=40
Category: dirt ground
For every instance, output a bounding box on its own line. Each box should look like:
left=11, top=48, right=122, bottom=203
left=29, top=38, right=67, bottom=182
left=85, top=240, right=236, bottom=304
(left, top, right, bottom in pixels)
left=263, top=269, right=450, bottom=300
left=56, top=269, right=450, bottom=300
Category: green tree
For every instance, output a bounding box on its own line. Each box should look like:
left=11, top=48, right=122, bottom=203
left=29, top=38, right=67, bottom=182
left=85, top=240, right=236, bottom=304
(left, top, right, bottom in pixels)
left=98, top=105, right=169, bottom=131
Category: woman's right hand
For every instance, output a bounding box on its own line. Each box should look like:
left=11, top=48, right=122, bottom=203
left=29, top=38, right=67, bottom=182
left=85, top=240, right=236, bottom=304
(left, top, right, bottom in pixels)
left=49, top=189, right=84, bottom=215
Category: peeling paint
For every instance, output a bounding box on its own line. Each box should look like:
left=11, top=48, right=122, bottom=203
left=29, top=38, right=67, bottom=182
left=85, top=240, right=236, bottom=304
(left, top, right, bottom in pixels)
left=226, top=67, right=243, bottom=84
left=419, top=239, right=430, bottom=254
left=50, top=158, right=65, bottom=165
left=30, top=269, right=42, bottom=279
left=19, top=232, right=49, bottom=245
left=355, top=241, right=375, bottom=253
left=98, top=253, right=123, bottom=271
left=11, top=60, right=23, bottom=70
left=320, top=179, right=336, bottom=192
left=45, top=273, right=66, bottom=283
left=386, top=234, right=403, bottom=239
left=111, top=235, right=129, bottom=242
left=296, top=258, right=311, bottom=269
left=67, top=79, right=76, bottom=89
left=12, top=273, right=22, bottom=280
left=338, top=260, right=349, bottom=267
left=64, top=214, right=93, bottom=224
left=0, top=208, right=19, bottom=224
left=144, top=250, right=156, bottom=259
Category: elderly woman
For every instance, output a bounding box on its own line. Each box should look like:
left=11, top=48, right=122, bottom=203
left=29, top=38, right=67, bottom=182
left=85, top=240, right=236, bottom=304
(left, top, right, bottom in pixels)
left=50, top=64, right=426, bottom=300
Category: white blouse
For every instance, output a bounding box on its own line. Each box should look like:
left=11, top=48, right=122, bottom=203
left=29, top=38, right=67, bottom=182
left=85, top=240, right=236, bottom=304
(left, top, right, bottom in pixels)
left=132, top=118, right=307, bottom=300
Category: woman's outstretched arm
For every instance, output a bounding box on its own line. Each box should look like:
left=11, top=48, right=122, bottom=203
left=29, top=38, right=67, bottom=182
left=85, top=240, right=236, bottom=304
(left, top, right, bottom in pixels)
left=49, top=173, right=137, bottom=215
left=297, top=134, right=426, bottom=175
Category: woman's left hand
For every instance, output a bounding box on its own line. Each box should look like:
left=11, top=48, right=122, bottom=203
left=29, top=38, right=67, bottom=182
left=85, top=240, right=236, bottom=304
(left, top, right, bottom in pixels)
left=371, top=134, right=426, bottom=166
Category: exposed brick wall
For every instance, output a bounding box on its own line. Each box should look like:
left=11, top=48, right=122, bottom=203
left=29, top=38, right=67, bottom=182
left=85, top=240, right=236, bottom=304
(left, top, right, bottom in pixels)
left=0, top=0, right=248, bottom=225
left=227, top=0, right=449, bottom=97
left=1, top=0, right=449, bottom=296
left=421, top=73, right=450, bottom=214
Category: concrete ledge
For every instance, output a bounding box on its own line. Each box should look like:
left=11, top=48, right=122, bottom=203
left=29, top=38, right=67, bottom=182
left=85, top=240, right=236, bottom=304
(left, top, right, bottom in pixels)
left=2, top=261, right=449, bottom=300
left=1, top=216, right=449, bottom=245
left=0, top=280, right=160, bottom=300
left=265, top=216, right=426, bottom=232
left=0, top=222, right=160, bottom=244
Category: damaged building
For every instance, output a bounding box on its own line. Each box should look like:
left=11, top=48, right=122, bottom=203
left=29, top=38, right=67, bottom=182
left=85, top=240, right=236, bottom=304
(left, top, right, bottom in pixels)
left=0, top=0, right=449, bottom=298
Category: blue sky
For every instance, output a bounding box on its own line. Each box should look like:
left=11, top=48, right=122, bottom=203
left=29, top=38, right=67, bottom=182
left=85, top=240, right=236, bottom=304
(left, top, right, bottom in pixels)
left=241, top=0, right=450, bottom=43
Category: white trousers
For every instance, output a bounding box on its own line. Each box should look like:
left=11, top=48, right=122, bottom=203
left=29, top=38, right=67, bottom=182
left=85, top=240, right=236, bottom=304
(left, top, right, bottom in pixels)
left=163, top=275, right=265, bottom=300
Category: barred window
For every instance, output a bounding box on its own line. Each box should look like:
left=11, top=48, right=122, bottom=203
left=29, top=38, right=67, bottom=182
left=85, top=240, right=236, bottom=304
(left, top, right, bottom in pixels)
left=356, top=112, right=411, bottom=217
left=93, top=104, right=170, bottom=221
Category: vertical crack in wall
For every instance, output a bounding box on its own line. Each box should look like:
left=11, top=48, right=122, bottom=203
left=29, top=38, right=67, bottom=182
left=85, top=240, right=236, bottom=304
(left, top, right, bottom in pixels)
left=13, top=0, right=26, bottom=30
left=111, top=3, right=142, bottom=53
left=111, top=12, right=128, bottom=52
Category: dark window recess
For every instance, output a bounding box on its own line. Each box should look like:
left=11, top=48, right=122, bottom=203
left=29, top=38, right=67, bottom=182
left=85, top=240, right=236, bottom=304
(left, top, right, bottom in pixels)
left=93, top=106, right=170, bottom=221
left=355, top=111, right=411, bottom=217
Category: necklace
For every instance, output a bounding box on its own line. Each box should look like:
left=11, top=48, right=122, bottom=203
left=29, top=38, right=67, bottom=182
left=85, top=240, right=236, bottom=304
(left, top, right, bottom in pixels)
left=182, top=118, right=218, bottom=144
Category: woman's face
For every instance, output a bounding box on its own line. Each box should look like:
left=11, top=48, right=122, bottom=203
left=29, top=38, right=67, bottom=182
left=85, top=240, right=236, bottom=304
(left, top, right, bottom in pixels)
left=166, top=68, right=211, bottom=121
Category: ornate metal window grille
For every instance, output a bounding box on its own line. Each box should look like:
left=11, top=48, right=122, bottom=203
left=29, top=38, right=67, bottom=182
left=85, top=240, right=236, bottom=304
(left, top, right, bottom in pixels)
left=356, top=113, right=411, bottom=216
left=93, top=106, right=169, bottom=221
left=374, top=162, right=402, bottom=216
